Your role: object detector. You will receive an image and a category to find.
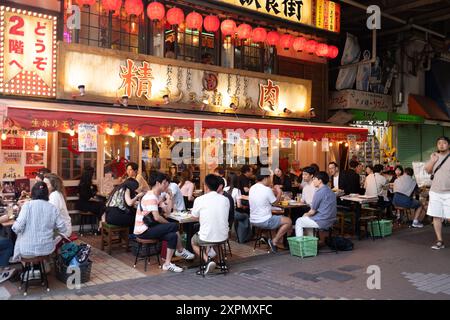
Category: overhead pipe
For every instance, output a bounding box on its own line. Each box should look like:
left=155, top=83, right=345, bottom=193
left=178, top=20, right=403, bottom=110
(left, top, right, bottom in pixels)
left=339, top=0, right=446, bottom=39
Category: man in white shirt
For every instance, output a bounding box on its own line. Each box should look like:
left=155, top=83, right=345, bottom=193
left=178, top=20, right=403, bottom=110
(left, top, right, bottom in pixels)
left=249, top=168, right=292, bottom=253
left=302, top=167, right=317, bottom=206
left=161, top=175, right=185, bottom=212
left=191, top=174, right=230, bottom=273
left=365, top=164, right=392, bottom=217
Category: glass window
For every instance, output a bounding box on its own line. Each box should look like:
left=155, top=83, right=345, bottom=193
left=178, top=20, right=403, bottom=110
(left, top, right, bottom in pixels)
left=235, top=38, right=263, bottom=72
left=103, top=135, right=139, bottom=179
left=58, top=133, right=97, bottom=180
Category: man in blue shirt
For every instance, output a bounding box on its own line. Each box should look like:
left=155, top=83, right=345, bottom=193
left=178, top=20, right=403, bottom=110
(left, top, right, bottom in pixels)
left=295, top=171, right=337, bottom=237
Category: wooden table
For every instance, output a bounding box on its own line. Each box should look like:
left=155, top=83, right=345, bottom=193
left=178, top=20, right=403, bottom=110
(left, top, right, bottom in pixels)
left=340, top=195, right=378, bottom=239
left=273, top=202, right=308, bottom=219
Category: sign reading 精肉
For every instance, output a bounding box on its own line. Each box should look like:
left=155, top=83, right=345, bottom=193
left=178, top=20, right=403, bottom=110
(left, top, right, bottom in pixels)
left=0, top=6, right=57, bottom=97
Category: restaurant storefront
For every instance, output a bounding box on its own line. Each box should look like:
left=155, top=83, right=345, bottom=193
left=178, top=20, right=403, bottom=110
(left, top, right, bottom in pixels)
left=0, top=1, right=367, bottom=197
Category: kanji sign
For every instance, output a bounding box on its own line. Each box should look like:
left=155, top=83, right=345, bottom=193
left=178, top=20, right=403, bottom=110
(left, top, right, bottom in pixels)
left=0, top=6, right=57, bottom=97
left=119, top=59, right=154, bottom=100
left=258, top=79, right=280, bottom=111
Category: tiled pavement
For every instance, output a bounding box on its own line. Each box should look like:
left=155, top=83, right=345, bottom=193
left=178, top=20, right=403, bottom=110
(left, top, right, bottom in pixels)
left=2, top=225, right=450, bottom=300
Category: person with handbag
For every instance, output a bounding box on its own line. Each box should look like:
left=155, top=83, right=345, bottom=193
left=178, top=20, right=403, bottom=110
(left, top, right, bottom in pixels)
left=134, top=172, right=194, bottom=273
left=424, top=136, right=450, bottom=250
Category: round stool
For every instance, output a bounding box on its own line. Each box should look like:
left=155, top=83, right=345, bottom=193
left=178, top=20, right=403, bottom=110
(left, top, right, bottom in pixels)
left=19, top=256, right=50, bottom=296
left=133, top=238, right=161, bottom=272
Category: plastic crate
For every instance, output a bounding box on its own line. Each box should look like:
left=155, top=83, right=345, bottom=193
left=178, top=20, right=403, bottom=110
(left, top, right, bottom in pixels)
left=287, top=236, right=318, bottom=258
left=368, top=219, right=393, bottom=237
left=55, top=256, right=92, bottom=284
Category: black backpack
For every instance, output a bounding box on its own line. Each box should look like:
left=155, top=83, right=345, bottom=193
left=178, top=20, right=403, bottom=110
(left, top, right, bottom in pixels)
left=326, top=236, right=354, bottom=251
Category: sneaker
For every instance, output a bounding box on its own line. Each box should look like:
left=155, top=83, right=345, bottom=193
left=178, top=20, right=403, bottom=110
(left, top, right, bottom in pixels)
left=0, top=269, right=16, bottom=283
left=208, top=247, right=217, bottom=259
left=411, top=222, right=424, bottom=228
left=267, top=239, right=278, bottom=253
left=175, top=248, right=195, bottom=260
left=204, top=260, right=216, bottom=274
left=162, top=263, right=183, bottom=273
left=431, top=241, right=445, bottom=250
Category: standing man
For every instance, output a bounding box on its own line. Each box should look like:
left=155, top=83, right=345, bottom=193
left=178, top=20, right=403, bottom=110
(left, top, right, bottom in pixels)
left=344, top=160, right=363, bottom=195
left=214, top=167, right=227, bottom=188
left=249, top=169, right=292, bottom=253
left=425, top=136, right=450, bottom=250
left=295, top=171, right=337, bottom=237
left=238, top=165, right=254, bottom=196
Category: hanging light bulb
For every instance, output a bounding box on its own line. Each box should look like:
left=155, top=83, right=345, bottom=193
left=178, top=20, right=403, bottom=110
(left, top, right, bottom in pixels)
left=68, top=129, right=75, bottom=137
left=169, top=136, right=175, bottom=142
left=313, top=141, right=317, bottom=147
left=34, top=142, right=40, bottom=151
left=345, top=142, right=349, bottom=147
left=293, top=140, right=297, bottom=145
left=130, top=130, right=136, bottom=138
left=1, top=132, right=6, bottom=141
left=329, top=142, right=333, bottom=147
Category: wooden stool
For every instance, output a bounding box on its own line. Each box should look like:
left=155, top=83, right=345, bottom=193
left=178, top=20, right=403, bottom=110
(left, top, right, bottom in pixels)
left=79, top=211, right=98, bottom=236
left=395, top=207, right=412, bottom=225
left=253, top=227, right=273, bottom=252
left=100, top=222, right=129, bottom=255
left=19, top=256, right=50, bottom=296
left=198, top=240, right=229, bottom=277
left=313, top=227, right=338, bottom=254
left=133, top=238, right=161, bottom=272
left=336, top=212, right=355, bottom=235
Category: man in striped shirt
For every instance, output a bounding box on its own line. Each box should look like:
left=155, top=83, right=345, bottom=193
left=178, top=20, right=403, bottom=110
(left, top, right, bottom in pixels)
left=134, top=172, right=194, bottom=273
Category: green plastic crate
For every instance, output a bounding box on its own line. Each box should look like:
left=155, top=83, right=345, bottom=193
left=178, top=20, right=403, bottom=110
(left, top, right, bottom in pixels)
left=287, top=236, right=318, bottom=258
left=368, top=219, right=393, bottom=237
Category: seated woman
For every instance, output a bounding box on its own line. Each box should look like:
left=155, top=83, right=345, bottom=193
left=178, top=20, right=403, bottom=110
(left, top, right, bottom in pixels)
left=273, top=168, right=292, bottom=192
left=105, top=178, right=142, bottom=233
left=224, top=172, right=251, bottom=243
left=76, top=167, right=105, bottom=225
left=44, top=173, right=72, bottom=239
left=134, top=171, right=194, bottom=273
left=12, top=182, right=68, bottom=261
left=0, top=215, right=15, bottom=282
left=179, top=170, right=195, bottom=209
left=393, top=167, right=426, bottom=228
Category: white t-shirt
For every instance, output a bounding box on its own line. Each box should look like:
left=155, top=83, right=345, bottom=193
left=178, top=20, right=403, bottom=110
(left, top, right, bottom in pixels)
left=333, top=175, right=339, bottom=189
left=302, top=181, right=317, bottom=205
left=49, top=191, right=71, bottom=236
left=249, top=183, right=277, bottom=224
left=180, top=181, right=194, bottom=201
left=224, top=186, right=241, bottom=207
left=393, top=174, right=417, bottom=197
left=169, top=182, right=185, bottom=212
left=365, top=173, right=388, bottom=201
left=191, top=191, right=230, bottom=242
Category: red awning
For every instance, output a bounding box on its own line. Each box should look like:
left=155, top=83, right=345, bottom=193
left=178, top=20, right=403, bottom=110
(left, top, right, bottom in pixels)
left=409, top=94, right=450, bottom=121
left=3, top=100, right=368, bottom=141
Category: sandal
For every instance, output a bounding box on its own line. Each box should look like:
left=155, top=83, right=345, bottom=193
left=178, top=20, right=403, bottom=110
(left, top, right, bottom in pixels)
left=431, top=241, right=445, bottom=250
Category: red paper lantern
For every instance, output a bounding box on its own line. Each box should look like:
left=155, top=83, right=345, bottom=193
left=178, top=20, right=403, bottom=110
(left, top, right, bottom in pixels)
left=203, top=15, right=220, bottom=32
left=237, top=24, right=252, bottom=40
left=251, top=27, right=267, bottom=43
left=167, top=7, right=184, bottom=25
left=77, top=0, right=96, bottom=6
left=186, top=12, right=203, bottom=30
left=221, top=19, right=236, bottom=37
left=293, top=37, right=307, bottom=52
left=102, top=0, right=121, bottom=12
left=266, top=31, right=280, bottom=46
left=124, top=0, right=143, bottom=16
left=279, top=34, right=294, bottom=50
left=315, top=43, right=329, bottom=57
left=146, top=1, right=165, bottom=21
left=327, top=45, right=339, bottom=59
left=305, top=40, right=318, bottom=54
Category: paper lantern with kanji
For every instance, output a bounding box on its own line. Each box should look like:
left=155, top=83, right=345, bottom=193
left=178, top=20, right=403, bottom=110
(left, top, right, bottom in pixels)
left=204, top=15, right=220, bottom=32
left=146, top=1, right=165, bottom=21
left=167, top=7, right=185, bottom=25
left=237, top=24, right=252, bottom=40
left=221, top=19, right=236, bottom=37
left=327, top=45, right=339, bottom=59
left=266, top=31, right=280, bottom=46
left=124, top=0, right=143, bottom=16
left=305, top=40, right=318, bottom=54
left=186, top=12, right=203, bottom=30
left=279, top=34, right=294, bottom=50
left=315, top=43, right=329, bottom=57
left=77, top=0, right=96, bottom=6
left=251, top=27, right=267, bottom=43
left=293, top=37, right=307, bottom=52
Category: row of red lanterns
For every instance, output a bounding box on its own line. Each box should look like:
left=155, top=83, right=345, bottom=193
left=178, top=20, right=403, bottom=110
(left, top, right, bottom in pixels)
left=77, top=0, right=339, bottom=59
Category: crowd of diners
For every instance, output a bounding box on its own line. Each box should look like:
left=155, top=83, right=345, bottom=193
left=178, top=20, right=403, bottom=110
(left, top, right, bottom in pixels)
left=0, top=136, right=448, bottom=280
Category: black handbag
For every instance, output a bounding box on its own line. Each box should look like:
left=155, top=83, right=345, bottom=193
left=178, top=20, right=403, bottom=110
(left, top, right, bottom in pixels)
left=140, top=202, right=159, bottom=228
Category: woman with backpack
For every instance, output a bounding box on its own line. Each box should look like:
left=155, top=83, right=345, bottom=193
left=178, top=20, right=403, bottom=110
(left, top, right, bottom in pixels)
left=105, top=178, right=144, bottom=233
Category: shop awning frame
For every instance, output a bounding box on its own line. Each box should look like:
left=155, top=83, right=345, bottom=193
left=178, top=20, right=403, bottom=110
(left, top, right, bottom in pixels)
left=1, top=99, right=368, bottom=141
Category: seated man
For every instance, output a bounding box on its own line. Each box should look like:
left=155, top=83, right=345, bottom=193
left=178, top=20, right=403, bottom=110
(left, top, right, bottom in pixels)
left=290, top=166, right=316, bottom=224
left=249, top=168, right=292, bottom=253
left=295, top=171, right=337, bottom=237
left=161, top=175, right=185, bottom=212
left=191, top=174, right=230, bottom=274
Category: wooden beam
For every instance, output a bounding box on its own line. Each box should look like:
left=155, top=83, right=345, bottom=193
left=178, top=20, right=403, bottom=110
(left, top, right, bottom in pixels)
left=384, top=0, right=443, bottom=14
